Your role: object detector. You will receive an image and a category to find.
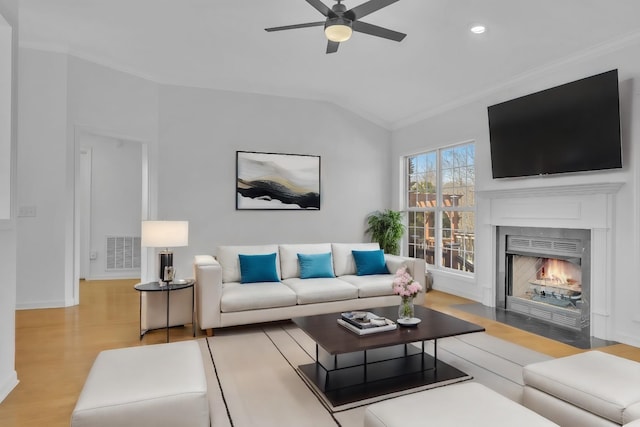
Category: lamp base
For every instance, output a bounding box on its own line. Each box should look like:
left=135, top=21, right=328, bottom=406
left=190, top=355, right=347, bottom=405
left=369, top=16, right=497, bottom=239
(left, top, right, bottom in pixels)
left=158, top=250, right=174, bottom=285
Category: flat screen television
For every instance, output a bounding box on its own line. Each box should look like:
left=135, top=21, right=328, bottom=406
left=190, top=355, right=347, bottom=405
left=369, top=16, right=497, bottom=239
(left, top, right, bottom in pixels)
left=488, top=69, right=622, bottom=178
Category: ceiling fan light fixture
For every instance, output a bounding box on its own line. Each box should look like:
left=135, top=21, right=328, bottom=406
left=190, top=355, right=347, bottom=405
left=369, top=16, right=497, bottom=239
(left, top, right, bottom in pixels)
left=325, top=18, right=352, bottom=42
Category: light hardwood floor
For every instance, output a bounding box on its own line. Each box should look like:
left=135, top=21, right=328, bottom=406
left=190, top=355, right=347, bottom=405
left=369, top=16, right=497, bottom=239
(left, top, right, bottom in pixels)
left=1, top=279, right=639, bottom=427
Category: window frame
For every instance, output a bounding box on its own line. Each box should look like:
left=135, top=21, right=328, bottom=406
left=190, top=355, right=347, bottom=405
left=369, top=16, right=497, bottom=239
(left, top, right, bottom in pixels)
left=404, top=141, right=476, bottom=276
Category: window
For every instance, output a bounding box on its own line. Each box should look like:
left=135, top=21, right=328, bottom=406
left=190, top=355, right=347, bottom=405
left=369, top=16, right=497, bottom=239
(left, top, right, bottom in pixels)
left=406, top=142, right=475, bottom=274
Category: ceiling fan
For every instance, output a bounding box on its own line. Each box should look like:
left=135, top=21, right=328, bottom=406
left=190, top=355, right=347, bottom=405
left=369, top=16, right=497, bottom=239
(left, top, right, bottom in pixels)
left=265, top=0, right=406, bottom=54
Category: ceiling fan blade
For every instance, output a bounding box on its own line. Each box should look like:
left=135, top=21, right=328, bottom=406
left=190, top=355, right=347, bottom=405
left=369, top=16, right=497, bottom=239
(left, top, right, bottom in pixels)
left=344, top=0, right=400, bottom=21
left=326, top=40, right=340, bottom=54
left=265, top=21, right=325, bottom=32
left=352, top=20, right=406, bottom=42
left=306, top=0, right=335, bottom=17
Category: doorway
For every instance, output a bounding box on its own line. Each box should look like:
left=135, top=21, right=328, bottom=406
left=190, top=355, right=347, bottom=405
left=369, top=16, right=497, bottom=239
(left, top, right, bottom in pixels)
left=74, top=128, right=149, bottom=303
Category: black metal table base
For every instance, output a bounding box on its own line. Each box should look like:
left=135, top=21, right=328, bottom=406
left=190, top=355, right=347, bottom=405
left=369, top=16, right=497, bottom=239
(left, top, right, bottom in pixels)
left=298, top=345, right=470, bottom=408
left=135, top=281, right=195, bottom=343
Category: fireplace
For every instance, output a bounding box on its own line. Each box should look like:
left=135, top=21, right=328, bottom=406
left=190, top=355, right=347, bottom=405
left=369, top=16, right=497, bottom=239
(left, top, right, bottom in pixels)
left=497, top=227, right=590, bottom=332
left=482, top=183, right=621, bottom=341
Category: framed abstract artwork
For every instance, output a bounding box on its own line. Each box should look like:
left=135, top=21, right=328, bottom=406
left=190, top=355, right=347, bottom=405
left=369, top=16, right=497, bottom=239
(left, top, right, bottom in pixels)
left=236, top=151, right=321, bottom=210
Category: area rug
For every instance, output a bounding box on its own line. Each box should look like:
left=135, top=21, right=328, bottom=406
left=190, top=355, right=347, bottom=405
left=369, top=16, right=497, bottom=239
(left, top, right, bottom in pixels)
left=201, top=322, right=552, bottom=427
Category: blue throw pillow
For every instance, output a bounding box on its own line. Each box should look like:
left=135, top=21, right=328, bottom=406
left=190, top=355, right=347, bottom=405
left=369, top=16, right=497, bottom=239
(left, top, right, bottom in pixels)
left=352, top=249, right=389, bottom=276
left=297, top=252, right=335, bottom=279
left=238, top=253, right=280, bottom=284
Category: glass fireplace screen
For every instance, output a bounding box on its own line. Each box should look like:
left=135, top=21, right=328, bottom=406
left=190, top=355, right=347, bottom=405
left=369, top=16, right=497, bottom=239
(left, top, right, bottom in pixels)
left=507, top=254, right=582, bottom=311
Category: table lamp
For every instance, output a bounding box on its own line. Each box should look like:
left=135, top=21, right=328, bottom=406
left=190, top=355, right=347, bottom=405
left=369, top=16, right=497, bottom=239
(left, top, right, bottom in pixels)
left=141, top=220, right=189, bottom=285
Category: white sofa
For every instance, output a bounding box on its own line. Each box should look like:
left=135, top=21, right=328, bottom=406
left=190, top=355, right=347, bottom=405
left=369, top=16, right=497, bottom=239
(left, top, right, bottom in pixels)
left=194, top=242, right=426, bottom=335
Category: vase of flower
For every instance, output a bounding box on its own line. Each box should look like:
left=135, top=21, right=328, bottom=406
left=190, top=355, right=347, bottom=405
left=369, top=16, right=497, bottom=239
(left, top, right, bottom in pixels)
left=392, top=265, right=423, bottom=322
left=398, top=296, right=415, bottom=320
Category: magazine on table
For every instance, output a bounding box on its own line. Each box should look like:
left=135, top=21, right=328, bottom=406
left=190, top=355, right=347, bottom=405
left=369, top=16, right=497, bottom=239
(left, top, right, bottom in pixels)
left=338, top=311, right=397, bottom=335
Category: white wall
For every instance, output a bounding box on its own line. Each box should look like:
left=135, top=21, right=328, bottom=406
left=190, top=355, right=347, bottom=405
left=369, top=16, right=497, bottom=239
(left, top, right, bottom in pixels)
left=392, top=40, right=640, bottom=346
left=16, top=48, right=68, bottom=308
left=0, top=0, right=17, bottom=404
left=0, top=9, right=10, bottom=220
left=156, top=85, right=391, bottom=280
left=16, top=51, right=158, bottom=308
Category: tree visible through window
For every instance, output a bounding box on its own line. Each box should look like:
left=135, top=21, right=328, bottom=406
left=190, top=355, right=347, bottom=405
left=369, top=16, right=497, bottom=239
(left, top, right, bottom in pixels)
left=406, top=142, right=475, bottom=273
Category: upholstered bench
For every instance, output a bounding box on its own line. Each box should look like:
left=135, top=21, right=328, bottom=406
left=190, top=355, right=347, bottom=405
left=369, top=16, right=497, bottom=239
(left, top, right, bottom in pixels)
left=71, top=341, right=209, bottom=427
left=364, top=382, right=558, bottom=426
left=523, top=351, right=640, bottom=426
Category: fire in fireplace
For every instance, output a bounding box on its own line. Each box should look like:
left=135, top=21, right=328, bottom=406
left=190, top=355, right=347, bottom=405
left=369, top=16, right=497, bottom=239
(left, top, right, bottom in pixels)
left=497, top=227, right=590, bottom=332
left=510, top=255, right=582, bottom=310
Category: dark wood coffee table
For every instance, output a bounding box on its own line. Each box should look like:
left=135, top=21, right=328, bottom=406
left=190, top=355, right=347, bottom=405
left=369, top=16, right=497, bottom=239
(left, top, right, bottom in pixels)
left=293, top=305, right=485, bottom=408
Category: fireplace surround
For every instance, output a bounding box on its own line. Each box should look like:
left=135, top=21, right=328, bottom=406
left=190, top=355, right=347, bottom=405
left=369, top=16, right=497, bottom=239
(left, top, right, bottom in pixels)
left=482, top=182, right=623, bottom=341
left=496, top=226, right=590, bottom=332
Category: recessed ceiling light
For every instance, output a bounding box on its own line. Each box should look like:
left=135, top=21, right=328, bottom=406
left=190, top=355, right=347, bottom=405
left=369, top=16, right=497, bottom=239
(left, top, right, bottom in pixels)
left=470, top=25, right=486, bottom=34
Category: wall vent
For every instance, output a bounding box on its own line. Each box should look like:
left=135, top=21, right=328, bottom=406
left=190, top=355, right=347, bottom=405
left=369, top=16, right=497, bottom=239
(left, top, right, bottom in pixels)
left=106, top=236, right=141, bottom=270
left=507, top=235, right=582, bottom=257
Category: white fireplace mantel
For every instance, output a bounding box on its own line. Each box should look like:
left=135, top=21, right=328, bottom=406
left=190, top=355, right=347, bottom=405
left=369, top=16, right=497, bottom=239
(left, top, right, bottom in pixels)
left=480, top=182, right=623, bottom=230
left=478, top=182, right=624, bottom=199
left=481, top=181, right=623, bottom=340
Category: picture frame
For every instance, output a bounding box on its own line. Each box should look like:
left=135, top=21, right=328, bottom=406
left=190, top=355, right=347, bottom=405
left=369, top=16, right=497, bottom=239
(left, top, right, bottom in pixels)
left=236, top=151, right=321, bottom=210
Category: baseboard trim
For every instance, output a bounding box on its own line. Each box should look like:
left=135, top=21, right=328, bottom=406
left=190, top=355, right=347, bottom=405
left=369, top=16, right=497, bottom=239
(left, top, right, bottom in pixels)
left=83, top=275, right=140, bottom=281
left=0, top=370, right=18, bottom=403
left=613, top=331, right=640, bottom=348
left=16, top=300, right=66, bottom=310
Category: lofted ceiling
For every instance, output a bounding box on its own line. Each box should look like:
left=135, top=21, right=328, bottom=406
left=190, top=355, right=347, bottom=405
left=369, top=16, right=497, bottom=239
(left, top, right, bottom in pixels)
left=18, top=0, right=640, bottom=129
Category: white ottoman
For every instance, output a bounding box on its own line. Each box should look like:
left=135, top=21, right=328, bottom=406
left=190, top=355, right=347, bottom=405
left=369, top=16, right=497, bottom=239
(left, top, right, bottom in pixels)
left=523, top=351, right=640, bottom=426
left=364, top=382, right=558, bottom=426
left=71, top=341, right=209, bottom=427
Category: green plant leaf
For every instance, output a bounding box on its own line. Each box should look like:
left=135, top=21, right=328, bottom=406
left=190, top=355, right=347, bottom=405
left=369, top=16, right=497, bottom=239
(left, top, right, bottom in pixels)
left=365, top=209, right=405, bottom=255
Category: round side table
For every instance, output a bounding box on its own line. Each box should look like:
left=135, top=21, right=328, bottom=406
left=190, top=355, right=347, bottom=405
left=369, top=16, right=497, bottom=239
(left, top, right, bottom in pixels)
left=134, top=280, right=195, bottom=342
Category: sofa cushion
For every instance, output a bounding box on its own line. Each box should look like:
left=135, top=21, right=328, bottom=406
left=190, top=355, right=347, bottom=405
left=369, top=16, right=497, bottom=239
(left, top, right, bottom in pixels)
left=217, top=245, right=281, bottom=283
left=523, top=351, right=640, bottom=425
left=298, top=252, right=335, bottom=279
left=279, top=243, right=333, bottom=279
left=221, top=282, right=297, bottom=312
left=385, top=256, right=409, bottom=275
left=281, top=277, right=357, bottom=304
left=332, top=243, right=380, bottom=276
left=352, top=249, right=389, bottom=275
left=238, top=253, right=279, bottom=283
left=339, top=274, right=396, bottom=298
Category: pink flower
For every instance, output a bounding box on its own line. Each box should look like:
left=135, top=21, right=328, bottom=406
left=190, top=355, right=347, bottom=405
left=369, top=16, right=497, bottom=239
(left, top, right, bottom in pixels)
left=392, top=266, right=423, bottom=298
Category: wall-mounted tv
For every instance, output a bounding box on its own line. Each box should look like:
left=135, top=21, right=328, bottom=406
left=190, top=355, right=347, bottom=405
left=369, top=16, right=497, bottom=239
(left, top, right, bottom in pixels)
left=488, top=69, right=622, bottom=179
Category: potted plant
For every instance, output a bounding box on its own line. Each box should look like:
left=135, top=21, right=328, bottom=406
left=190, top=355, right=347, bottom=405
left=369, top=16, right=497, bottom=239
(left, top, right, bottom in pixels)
left=365, top=209, right=405, bottom=255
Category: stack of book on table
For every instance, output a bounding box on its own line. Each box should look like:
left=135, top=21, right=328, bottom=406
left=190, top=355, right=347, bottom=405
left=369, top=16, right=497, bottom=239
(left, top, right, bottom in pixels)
left=338, top=311, right=397, bottom=335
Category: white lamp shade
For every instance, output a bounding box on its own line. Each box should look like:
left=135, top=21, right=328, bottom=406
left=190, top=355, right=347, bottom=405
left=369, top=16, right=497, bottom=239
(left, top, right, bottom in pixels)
left=141, top=221, right=189, bottom=248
